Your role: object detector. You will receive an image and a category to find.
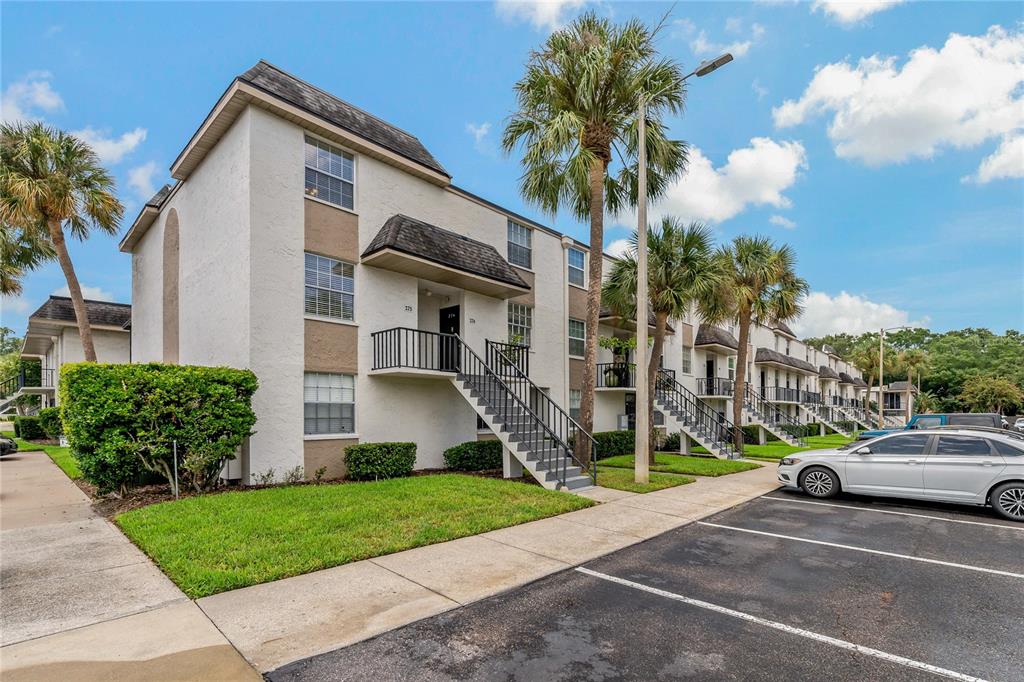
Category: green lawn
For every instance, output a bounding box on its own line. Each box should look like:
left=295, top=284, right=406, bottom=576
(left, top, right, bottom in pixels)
left=2, top=431, right=82, bottom=479
left=600, top=453, right=761, bottom=477
left=116, top=474, right=593, bottom=598
left=733, top=434, right=855, bottom=461
left=595, top=466, right=695, bottom=493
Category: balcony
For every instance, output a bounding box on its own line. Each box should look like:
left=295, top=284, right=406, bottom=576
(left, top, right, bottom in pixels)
left=0, top=367, right=56, bottom=399
left=830, top=396, right=858, bottom=408
left=696, top=377, right=734, bottom=398
left=762, top=386, right=801, bottom=403
left=800, top=390, right=822, bottom=404
left=596, top=363, right=675, bottom=390
left=370, top=327, right=461, bottom=378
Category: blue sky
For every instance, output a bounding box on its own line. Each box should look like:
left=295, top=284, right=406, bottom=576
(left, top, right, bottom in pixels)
left=2, top=0, right=1022, bottom=338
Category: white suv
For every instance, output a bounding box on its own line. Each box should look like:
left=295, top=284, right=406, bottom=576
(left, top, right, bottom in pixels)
left=777, top=427, right=1024, bottom=522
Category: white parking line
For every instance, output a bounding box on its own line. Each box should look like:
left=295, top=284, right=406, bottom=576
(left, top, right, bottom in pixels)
left=576, top=567, right=988, bottom=682
left=697, top=522, right=1024, bottom=580
left=760, top=496, right=1024, bottom=531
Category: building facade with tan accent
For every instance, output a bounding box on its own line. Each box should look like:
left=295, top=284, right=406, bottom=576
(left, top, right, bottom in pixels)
left=122, top=61, right=868, bottom=485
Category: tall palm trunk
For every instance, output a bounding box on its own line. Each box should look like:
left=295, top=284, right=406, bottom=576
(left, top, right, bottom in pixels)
left=731, top=312, right=751, bottom=451
left=48, top=219, right=97, bottom=362
left=577, top=156, right=606, bottom=467
left=863, top=371, right=874, bottom=413
left=647, top=312, right=668, bottom=455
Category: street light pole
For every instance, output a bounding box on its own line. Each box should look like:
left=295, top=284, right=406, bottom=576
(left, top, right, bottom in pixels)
left=633, top=53, right=733, bottom=485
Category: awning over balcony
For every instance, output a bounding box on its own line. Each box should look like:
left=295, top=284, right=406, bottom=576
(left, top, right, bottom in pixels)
left=818, top=365, right=840, bottom=381
left=361, top=214, right=531, bottom=299
left=853, top=377, right=869, bottom=389
left=598, top=307, right=674, bottom=334
left=694, top=325, right=738, bottom=354
left=838, top=372, right=856, bottom=385
left=21, top=296, right=132, bottom=356
left=754, top=347, right=817, bottom=374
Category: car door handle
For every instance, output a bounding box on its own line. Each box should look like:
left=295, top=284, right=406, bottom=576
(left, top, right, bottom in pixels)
left=907, top=459, right=919, bottom=465
left=979, top=461, right=994, bottom=467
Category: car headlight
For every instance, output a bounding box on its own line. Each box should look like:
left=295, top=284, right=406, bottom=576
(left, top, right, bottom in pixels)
left=780, top=457, right=801, bottom=466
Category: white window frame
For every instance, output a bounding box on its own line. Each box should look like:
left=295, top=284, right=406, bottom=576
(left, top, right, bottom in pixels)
left=304, top=136, right=355, bottom=210
left=507, top=220, right=532, bottom=269
left=568, top=318, right=586, bottom=358
left=305, top=252, right=355, bottom=322
left=569, top=389, right=582, bottom=422
left=508, top=303, right=533, bottom=347
left=681, top=346, right=692, bottom=375
left=304, top=372, right=355, bottom=436
left=567, top=247, right=586, bottom=288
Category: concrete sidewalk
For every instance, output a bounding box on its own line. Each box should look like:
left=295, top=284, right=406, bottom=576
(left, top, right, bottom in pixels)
left=0, top=450, right=259, bottom=681
left=199, top=462, right=780, bottom=673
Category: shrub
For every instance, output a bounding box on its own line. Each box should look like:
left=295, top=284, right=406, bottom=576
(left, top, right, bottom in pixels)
left=345, top=442, right=416, bottom=481
left=592, top=430, right=635, bottom=459
left=444, top=440, right=502, bottom=471
left=14, top=416, right=44, bottom=440
left=61, top=363, right=258, bottom=495
left=37, top=407, right=63, bottom=438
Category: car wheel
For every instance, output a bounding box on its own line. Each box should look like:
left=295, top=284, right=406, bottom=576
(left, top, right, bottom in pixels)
left=800, top=467, right=840, bottom=499
left=990, top=482, right=1024, bottom=522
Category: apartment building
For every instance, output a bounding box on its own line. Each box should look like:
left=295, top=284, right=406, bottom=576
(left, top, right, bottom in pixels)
left=121, top=61, right=869, bottom=489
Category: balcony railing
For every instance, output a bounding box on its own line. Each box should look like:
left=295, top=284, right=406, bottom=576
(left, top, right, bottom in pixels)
left=696, top=377, right=733, bottom=397
left=830, top=396, right=858, bottom=408
left=596, top=363, right=674, bottom=389
left=763, top=386, right=801, bottom=403
left=800, top=390, right=822, bottom=404
left=371, top=327, right=462, bottom=372
left=486, top=340, right=529, bottom=381
left=0, top=367, right=56, bottom=399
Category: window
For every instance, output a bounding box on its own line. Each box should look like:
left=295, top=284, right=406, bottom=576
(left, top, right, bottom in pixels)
left=507, top=221, right=532, bottom=268
left=909, top=416, right=943, bottom=430
left=728, top=357, right=735, bottom=381
left=569, top=389, right=581, bottom=421
left=305, top=253, right=354, bottom=321
left=935, top=436, right=991, bottom=456
left=304, top=137, right=354, bottom=209
left=785, top=340, right=791, bottom=356
left=876, top=433, right=929, bottom=455
left=508, top=303, right=533, bottom=346
left=304, top=372, right=354, bottom=435
left=949, top=414, right=1000, bottom=427
left=568, top=318, right=586, bottom=357
left=993, top=440, right=1024, bottom=457
left=681, top=346, right=692, bottom=375
left=568, top=247, right=585, bottom=287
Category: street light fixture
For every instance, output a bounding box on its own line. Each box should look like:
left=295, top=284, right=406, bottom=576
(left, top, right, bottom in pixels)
left=634, top=52, right=732, bottom=484
left=877, top=325, right=911, bottom=429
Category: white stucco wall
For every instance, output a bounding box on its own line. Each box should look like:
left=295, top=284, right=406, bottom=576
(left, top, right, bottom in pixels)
left=131, top=222, right=163, bottom=362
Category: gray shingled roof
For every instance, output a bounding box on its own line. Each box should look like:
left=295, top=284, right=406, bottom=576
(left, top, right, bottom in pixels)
left=239, top=61, right=447, bottom=177
left=29, top=296, right=131, bottom=328
left=822, top=344, right=838, bottom=356
left=754, top=347, right=817, bottom=373
left=853, top=377, right=869, bottom=388
left=887, top=380, right=918, bottom=393
left=838, top=372, right=856, bottom=384
left=819, top=365, right=840, bottom=380
left=146, top=184, right=173, bottom=208
left=694, top=325, right=739, bottom=350
left=362, top=215, right=529, bottom=289
left=773, top=321, right=797, bottom=338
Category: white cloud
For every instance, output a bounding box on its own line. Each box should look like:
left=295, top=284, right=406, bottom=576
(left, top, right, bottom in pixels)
left=52, top=285, right=115, bottom=302
left=678, top=17, right=765, bottom=59
left=965, top=133, right=1024, bottom=184
left=72, top=127, right=147, bottom=164
left=605, top=238, right=633, bottom=259
left=127, top=161, right=160, bottom=200
left=1, top=71, right=64, bottom=123
left=751, top=79, right=769, bottom=100
left=773, top=26, right=1024, bottom=180
left=494, top=0, right=587, bottom=31
left=621, top=137, right=807, bottom=226
left=812, top=0, right=902, bottom=26
left=769, top=215, right=797, bottom=229
left=466, top=122, right=491, bottom=144
left=792, top=291, right=929, bottom=337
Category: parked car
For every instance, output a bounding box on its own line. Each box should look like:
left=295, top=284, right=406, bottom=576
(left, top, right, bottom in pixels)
left=0, top=435, right=17, bottom=457
left=857, top=413, right=1004, bottom=440
left=1015, top=417, right=1024, bottom=433
left=778, top=426, right=1024, bottom=521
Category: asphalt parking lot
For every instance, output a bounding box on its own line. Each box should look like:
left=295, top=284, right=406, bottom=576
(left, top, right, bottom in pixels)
left=268, top=490, right=1024, bottom=682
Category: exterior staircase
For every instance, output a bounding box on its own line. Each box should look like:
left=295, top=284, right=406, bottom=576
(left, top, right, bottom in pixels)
left=742, top=385, right=806, bottom=447
left=837, top=405, right=873, bottom=431
left=798, top=402, right=852, bottom=438
left=449, top=336, right=596, bottom=491
left=654, top=371, right=739, bottom=459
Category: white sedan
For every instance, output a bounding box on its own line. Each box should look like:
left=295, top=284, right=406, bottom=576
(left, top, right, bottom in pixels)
left=777, top=427, right=1024, bottom=522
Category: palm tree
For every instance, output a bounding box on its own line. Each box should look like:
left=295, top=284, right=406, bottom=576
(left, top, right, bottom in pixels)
left=0, top=122, right=123, bottom=361
left=0, top=225, right=53, bottom=296
left=850, top=343, right=879, bottom=416
left=710, top=236, right=808, bottom=451
left=900, top=348, right=929, bottom=422
left=603, top=218, right=722, bottom=455
left=503, top=12, right=687, bottom=464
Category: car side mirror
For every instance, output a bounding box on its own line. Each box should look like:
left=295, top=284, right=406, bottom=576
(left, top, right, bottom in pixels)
left=855, top=446, right=871, bottom=455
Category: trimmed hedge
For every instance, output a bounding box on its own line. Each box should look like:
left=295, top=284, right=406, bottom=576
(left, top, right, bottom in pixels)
left=61, top=363, right=258, bottom=495
left=593, top=430, right=635, bottom=460
left=37, top=407, right=63, bottom=438
left=444, top=440, right=502, bottom=471
left=14, top=416, right=44, bottom=440
left=345, top=442, right=416, bottom=481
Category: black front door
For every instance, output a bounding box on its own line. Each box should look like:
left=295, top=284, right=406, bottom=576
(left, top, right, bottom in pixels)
left=439, top=306, right=460, bottom=371
left=624, top=394, right=636, bottom=430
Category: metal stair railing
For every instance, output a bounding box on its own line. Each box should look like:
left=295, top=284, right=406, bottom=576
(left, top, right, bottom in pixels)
left=805, top=402, right=853, bottom=434
left=655, top=370, right=738, bottom=458
left=462, top=334, right=597, bottom=487
left=744, top=384, right=808, bottom=446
